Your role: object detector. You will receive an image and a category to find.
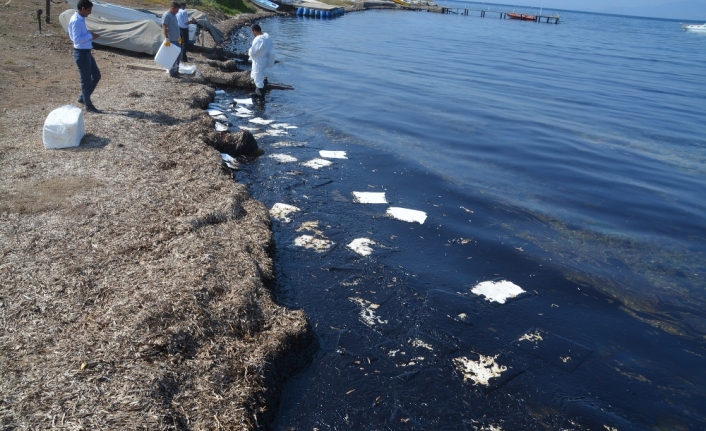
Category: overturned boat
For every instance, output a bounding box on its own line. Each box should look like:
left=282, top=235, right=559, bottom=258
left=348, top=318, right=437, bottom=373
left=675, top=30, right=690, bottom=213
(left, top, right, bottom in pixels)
left=65, top=0, right=162, bottom=23
left=61, top=0, right=224, bottom=55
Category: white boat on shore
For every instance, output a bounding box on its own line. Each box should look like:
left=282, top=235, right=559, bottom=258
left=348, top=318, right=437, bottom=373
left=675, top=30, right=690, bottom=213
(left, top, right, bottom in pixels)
left=66, top=0, right=162, bottom=24
left=249, top=0, right=279, bottom=12
left=682, top=23, right=706, bottom=32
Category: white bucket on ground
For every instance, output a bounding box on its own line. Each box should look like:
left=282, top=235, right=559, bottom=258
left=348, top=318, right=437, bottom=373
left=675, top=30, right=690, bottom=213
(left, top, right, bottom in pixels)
left=154, top=40, right=181, bottom=70
left=42, top=105, right=84, bottom=149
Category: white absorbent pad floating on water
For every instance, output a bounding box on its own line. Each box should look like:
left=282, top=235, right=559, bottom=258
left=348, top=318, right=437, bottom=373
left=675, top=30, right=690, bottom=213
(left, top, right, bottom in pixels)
left=220, top=153, right=238, bottom=169
left=303, top=158, right=333, bottom=169
left=215, top=122, right=229, bottom=132
left=471, top=280, right=525, bottom=304
left=347, top=238, right=376, bottom=256
left=353, top=192, right=388, bottom=204
left=271, top=123, right=298, bottom=129
left=249, top=117, right=274, bottom=125
left=386, top=207, right=427, bottom=224
left=269, top=154, right=298, bottom=163
left=319, top=150, right=347, bottom=159
left=269, top=203, right=300, bottom=223
left=233, top=98, right=254, bottom=106
left=43, top=105, right=85, bottom=149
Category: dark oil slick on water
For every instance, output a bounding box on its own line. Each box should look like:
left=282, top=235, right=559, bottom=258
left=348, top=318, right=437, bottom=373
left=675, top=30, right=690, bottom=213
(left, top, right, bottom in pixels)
left=220, top=4, right=706, bottom=430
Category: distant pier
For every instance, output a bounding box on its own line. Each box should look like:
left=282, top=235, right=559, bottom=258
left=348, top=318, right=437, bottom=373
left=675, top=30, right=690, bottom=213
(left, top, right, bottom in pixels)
left=438, top=7, right=560, bottom=24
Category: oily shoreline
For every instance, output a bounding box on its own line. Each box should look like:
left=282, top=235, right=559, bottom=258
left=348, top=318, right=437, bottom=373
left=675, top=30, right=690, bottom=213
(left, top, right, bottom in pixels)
left=0, top=2, right=315, bottom=430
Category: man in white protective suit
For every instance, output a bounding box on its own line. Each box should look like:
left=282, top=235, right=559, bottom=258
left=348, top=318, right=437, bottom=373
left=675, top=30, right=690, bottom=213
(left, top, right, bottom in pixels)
left=248, top=24, right=276, bottom=99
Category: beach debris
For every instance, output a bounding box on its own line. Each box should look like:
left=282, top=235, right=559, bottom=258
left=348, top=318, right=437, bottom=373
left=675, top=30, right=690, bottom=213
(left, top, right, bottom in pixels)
left=249, top=117, right=275, bottom=125
left=294, top=235, right=333, bottom=252
left=220, top=153, right=238, bottom=170
left=349, top=297, right=387, bottom=327
left=449, top=238, right=473, bottom=245
left=234, top=97, right=254, bottom=105
left=319, top=150, right=347, bottom=159
left=386, top=207, right=427, bottom=224
left=352, top=192, right=387, bottom=204
left=235, top=106, right=253, bottom=115
left=269, top=203, right=300, bottom=223
left=453, top=354, right=507, bottom=386
left=470, top=280, right=525, bottom=304
left=215, top=122, right=229, bottom=132
left=410, top=338, right=434, bottom=351
left=269, top=154, right=298, bottom=163
left=271, top=123, right=298, bottom=129
left=206, top=109, right=223, bottom=116
left=514, top=327, right=593, bottom=372
left=303, top=158, right=333, bottom=169
left=213, top=114, right=229, bottom=122
left=518, top=330, right=544, bottom=343
left=347, top=238, right=376, bottom=256
left=294, top=221, right=333, bottom=252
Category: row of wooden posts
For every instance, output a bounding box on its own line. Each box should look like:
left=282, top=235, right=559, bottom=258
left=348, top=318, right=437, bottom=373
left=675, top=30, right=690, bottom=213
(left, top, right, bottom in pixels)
left=440, top=7, right=561, bottom=24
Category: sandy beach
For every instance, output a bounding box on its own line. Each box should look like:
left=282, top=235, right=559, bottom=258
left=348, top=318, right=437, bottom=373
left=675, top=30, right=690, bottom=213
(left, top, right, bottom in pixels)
left=0, top=1, right=315, bottom=429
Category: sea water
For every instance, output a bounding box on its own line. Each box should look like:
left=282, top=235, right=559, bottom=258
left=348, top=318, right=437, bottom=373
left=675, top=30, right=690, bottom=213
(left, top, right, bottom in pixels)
left=220, top=4, right=706, bottom=429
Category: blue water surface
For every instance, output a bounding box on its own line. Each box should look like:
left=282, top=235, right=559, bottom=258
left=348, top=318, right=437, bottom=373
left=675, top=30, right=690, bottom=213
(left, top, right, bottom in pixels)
left=225, top=4, right=706, bottom=428
left=256, top=4, right=706, bottom=330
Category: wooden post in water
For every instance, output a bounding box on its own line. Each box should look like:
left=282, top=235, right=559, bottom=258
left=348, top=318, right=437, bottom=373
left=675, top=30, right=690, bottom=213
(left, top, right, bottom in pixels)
left=36, top=9, right=42, bottom=33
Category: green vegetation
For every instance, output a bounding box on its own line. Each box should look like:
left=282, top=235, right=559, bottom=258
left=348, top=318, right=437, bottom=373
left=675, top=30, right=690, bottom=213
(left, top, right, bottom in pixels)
left=187, top=0, right=255, bottom=15
left=317, top=0, right=355, bottom=6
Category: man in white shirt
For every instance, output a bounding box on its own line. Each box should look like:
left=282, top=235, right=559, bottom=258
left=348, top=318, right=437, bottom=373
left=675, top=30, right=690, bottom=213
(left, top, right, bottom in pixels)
left=68, top=0, right=101, bottom=113
left=248, top=24, right=276, bottom=99
left=176, top=3, right=196, bottom=63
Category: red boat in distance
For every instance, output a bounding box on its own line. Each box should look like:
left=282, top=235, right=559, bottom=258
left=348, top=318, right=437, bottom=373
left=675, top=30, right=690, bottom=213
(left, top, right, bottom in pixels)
left=507, top=12, right=537, bottom=21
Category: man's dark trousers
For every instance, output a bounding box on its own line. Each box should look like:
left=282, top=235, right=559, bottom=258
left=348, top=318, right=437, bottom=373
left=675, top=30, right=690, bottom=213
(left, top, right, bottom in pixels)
left=179, top=27, right=190, bottom=62
left=73, top=49, right=101, bottom=106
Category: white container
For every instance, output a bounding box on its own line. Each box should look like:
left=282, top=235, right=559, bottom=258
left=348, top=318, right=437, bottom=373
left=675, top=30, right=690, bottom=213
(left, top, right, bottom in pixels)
left=42, top=105, right=84, bottom=149
left=188, top=23, right=198, bottom=42
left=154, top=39, right=181, bottom=70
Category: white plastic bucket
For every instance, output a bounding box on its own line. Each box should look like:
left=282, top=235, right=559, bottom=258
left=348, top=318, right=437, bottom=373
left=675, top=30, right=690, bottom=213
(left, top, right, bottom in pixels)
left=43, top=105, right=84, bottom=149
left=154, top=39, right=181, bottom=70
left=188, top=23, right=198, bottom=43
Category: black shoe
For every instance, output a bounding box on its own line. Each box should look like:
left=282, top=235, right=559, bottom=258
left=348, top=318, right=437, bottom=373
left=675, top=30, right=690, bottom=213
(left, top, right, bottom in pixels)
left=85, top=104, right=102, bottom=114
left=169, top=72, right=181, bottom=78
left=77, top=96, right=84, bottom=105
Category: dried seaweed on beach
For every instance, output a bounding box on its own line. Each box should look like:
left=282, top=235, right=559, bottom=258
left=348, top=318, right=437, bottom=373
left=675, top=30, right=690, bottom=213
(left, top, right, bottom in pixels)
left=0, top=3, right=311, bottom=430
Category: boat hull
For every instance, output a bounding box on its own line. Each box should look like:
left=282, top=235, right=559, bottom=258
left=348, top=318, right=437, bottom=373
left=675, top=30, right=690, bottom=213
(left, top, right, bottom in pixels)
left=682, top=24, right=706, bottom=32
left=249, top=0, right=279, bottom=12
left=507, top=12, right=536, bottom=21
left=66, top=0, right=161, bottom=23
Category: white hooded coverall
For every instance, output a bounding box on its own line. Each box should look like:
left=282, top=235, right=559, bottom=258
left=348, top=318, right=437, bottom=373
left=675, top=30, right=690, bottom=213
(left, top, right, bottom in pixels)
left=248, top=32, right=276, bottom=89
